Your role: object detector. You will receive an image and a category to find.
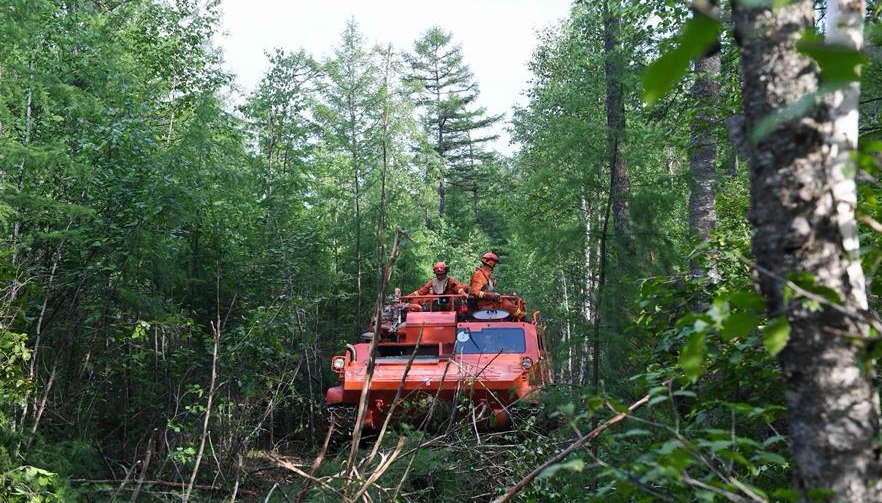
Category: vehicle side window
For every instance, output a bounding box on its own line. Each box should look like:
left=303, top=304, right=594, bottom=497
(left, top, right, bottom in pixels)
left=455, top=328, right=526, bottom=354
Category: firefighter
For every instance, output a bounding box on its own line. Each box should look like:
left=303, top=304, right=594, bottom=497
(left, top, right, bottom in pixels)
left=406, top=261, right=466, bottom=311
left=469, top=252, right=524, bottom=321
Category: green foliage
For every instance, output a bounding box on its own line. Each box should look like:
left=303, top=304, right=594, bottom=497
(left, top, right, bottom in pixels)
left=763, top=316, right=790, bottom=357
left=523, top=239, right=791, bottom=501
left=679, top=329, right=708, bottom=382
left=15, top=0, right=882, bottom=499
left=797, top=29, right=864, bottom=85
left=25, top=439, right=100, bottom=480
left=0, top=332, right=31, bottom=411
left=0, top=465, right=68, bottom=502
left=643, top=13, right=721, bottom=106
left=509, top=0, right=703, bottom=396
left=405, top=26, right=502, bottom=239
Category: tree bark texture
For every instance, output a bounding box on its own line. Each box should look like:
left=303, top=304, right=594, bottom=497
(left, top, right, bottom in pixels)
left=688, top=51, right=720, bottom=242
left=603, top=0, right=631, bottom=241
left=733, top=0, right=881, bottom=500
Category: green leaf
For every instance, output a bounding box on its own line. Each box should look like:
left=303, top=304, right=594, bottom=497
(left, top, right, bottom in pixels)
left=557, top=402, right=575, bottom=417
left=763, top=434, right=787, bottom=447
left=740, top=0, right=803, bottom=7
left=649, top=395, right=669, bottom=406
left=797, top=30, right=865, bottom=84
left=658, top=439, right=683, bottom=455
left=620, top=428, right=652, bottom=437
left=754, top=451, right=789, bottom=466
left=537, top=458, right=585, bottom=479
left=607, top=397, right=629, bottom=413
left=679, top=330, right=707, bottom=382
left=763, top=316, right=790, bottom=356
left=771, top=488, right=803, bottom=502
left=717, top=448, right=753, bottom=469
left=642, top=13, right=721, bottom=105
left=751, top=93, right=818, bottom=143
left=704, top=439, right=732, bottom=452
left=720, top=312, right=761, bottom=342
left=725, top=290, right=765, bottom=311
left=649, top=385, right=669, bottom=396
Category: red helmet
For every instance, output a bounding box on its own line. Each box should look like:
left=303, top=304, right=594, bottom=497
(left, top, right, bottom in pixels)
left=433, top=261, right=449, bottom=275
left=481, top=252, right=500, bottom=267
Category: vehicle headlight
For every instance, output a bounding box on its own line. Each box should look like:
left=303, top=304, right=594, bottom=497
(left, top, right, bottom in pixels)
left=520, top=356, right=534, bottom=370
left=332, top=356, right=346, bottom=371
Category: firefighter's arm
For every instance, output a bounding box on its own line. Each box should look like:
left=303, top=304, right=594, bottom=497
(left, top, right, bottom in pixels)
left=408, top=280, right=432, bottom=297
left=469, top=273, right=483, bottom=297
left=470, top=274, right=494, bottom=299
left=451, top=278, right=466, bottom=295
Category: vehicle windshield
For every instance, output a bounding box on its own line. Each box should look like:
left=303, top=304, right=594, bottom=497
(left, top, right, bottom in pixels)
left=455, top=327, right=526, bottom=354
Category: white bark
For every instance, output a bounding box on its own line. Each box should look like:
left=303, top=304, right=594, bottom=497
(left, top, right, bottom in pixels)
left=826, top=0, right=867, bottom=311
left=557, top=265, right=574, bottom=383
left=734, top=0, right=881, bottom=499
left=581, top=195, right=595, bottom=386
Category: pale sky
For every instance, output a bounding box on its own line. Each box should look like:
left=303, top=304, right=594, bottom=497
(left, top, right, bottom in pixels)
left=216, top=0, right=572, bottom=153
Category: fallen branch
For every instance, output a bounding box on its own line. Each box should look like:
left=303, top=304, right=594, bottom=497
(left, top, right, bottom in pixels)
left=347, top=230, right=403, bottom=480
left=274, top=456, right=345, bottom=498
left=351, top=436, right=407, bottom=502
left=294, top=417, right=337, bottom=503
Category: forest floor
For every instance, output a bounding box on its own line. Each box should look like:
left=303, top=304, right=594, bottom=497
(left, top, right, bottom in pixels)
left=235, top=451, right=313, bottom=501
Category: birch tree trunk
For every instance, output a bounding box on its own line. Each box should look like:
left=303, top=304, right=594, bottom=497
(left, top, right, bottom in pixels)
left=581, top=195, right=597, bottom=387
left=557, top=265, right=574, bottom=384
left=687, top=6, right=720, bottom=250
left=733, top=0, right=881, bottom=499
left=688, top=50, right=720, bottom=281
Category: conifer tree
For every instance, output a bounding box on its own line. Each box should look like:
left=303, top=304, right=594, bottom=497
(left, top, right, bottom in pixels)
left=405, top=27, right=501, bottom=230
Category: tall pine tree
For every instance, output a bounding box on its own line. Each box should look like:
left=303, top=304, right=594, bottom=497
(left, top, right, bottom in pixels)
left=405, top=27, right=501, bottom=232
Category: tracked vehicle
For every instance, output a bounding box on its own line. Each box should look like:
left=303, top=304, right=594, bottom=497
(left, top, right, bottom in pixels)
left=325, top=290, right=553, bottom=433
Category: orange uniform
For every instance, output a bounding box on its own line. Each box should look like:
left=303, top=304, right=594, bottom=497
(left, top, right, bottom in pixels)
left=409, top=276, right=466, bottom=296
left=407, top=261, right=466, bottom=312
left=469, top=263, right=523, bottom=321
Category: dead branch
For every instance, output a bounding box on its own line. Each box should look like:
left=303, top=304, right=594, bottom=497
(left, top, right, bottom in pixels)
left=347, top=230, right=403, bottom=479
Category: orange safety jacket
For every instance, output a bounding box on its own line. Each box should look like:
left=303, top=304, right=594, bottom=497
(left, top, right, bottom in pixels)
left=409, top=276, right=466, bottom=297
left=469, top=265, right=524, bottom=320
left=469, top=265, right=495, bottom=299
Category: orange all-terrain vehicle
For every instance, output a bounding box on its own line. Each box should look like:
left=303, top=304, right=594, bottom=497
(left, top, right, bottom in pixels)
left=325, top=290, right=554, bottom=432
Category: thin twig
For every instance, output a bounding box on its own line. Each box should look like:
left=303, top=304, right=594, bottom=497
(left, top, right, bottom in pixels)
left=351, top=436, right=407, bottom=502
left=293, top=419, right=336, bottom=503
left=740, top=255, right=882, bottom=337
left=347, top=231, right=403, bottom=475
left=365, top=327, right=423, bottom=465
left=274, top=457, right=345, bottom=497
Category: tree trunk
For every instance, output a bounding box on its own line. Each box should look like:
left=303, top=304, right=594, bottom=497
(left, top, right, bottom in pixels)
left=687, top=45, right=720, bottom=244
left=688, top=11, right=721, bottom=280
left=557, top=265, right=574, bottom=384
left=734, top=0, right=881, bottom=499
left=603, top=0, right=631, bottom=244
left=11, top=64, right=34, bottom=302
left=581, top=194, right=596, bottom=387
left=352, top=114, right=363, bottom=334
left=376, top=44, right=392, bottom=286
left=436, top=84, right=446, bottom=222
